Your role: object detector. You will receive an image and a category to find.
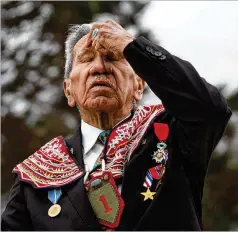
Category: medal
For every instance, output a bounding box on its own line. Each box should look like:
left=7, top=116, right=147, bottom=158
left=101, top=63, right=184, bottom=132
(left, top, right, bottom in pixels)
left=152, top=141, right=168, bottom=164
left=48, top=204, right=61, bottom=217
left=85, top=171, right=124, bottom=229
left=152, top=150, right=164, bottom=163
left=141, top=188, right=156, bottom=201
left=48, top=188, right=62, bottom=217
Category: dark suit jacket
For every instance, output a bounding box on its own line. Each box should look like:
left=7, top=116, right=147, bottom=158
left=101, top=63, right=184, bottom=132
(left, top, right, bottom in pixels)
left=1, top=36, right=232, bottom=231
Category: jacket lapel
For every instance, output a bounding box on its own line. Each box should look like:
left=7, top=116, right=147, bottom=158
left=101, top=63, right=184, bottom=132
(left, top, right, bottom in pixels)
left=65, top=121, right=85, bottom=168
left=64, top=123, right=101, bottom=230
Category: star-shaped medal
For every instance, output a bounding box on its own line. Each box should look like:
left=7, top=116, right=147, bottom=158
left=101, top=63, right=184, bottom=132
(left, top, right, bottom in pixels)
left=140, top=188, right=156, bottom=201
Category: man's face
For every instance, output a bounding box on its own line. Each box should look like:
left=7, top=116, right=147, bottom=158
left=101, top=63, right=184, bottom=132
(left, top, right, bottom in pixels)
left=64, top=34, right=143, bottom=114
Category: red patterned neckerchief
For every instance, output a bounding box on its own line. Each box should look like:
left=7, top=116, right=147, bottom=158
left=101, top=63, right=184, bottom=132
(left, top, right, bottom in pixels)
left=13, top=136, right=84, bottom=188
left=89, top=104, right=165, bottom=180
left=13, top=104, right=165, bottom=189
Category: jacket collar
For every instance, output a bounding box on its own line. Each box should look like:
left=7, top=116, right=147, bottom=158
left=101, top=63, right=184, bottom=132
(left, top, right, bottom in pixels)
left=65, top=120, right=85, bottom=170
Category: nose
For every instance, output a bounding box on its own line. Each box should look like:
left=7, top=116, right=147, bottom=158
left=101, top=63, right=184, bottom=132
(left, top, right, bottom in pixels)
left=89, top=54, right=108, bottom=75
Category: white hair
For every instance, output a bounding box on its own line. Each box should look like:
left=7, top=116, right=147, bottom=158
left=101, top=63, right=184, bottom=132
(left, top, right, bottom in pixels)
left=64, top=24, right=92, bottom=79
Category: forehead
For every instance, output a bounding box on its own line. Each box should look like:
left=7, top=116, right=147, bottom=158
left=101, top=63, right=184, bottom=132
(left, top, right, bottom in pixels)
left=73, top=34, right=89, bottom=54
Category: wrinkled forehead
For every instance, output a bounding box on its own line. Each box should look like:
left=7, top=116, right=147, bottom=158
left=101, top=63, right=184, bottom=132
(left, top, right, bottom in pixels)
left=73, top=34, right=89, bottom=54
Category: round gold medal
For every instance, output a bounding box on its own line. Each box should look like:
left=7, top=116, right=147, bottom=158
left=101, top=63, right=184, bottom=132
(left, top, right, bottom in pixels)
left=48, top=204, right=61, bottom=217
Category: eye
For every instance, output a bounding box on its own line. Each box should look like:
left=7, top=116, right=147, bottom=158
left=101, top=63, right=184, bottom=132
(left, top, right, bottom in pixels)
left=103, top=53, right=118, bottom=62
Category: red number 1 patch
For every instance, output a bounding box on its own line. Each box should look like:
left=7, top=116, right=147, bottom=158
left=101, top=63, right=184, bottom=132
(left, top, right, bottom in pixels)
left=86, top=171, right=125, bottom=228
left=99, top=195, right=112, bottom=213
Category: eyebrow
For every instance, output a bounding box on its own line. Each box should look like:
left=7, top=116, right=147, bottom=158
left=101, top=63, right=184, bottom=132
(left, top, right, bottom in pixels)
left=77, top=47, right=94, bottom=56
left=72, top=46, right=94, bottom=64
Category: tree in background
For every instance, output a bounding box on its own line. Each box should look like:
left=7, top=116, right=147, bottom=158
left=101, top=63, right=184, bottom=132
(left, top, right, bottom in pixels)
left=1, top=1, right=238, bottom=230
left=202, top=89, right=238, bottom=230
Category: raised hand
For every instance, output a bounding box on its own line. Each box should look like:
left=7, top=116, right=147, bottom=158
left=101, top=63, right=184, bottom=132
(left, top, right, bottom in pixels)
left=87, top=20, right=135, bottom=59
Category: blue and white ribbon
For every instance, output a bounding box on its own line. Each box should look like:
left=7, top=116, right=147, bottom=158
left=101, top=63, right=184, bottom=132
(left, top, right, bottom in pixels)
left=48, top=188, right=62, bottom=205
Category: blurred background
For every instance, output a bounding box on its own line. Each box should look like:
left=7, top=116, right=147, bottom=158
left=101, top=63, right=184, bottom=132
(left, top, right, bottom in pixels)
left=1, top=1, right=238, bottom=230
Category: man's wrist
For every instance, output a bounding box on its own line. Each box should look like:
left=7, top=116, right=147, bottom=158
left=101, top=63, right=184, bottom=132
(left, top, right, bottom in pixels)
left=122, top=37, right=135, bottom=55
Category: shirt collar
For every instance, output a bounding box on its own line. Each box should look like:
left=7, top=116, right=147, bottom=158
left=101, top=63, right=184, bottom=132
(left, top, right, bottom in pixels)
left=81, top=120, right=103, bottom=155
left=81, top=113, right=132, bottom=155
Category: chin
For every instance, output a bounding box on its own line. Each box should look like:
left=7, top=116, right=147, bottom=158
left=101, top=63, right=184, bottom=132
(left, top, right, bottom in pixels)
left=86, top=97, right=119, bottom=112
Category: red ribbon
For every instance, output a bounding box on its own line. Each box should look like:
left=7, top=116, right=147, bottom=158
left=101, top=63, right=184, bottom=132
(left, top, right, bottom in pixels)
left=153, top=123, right=169, bottom=141
left=149, top=165, right=162, bottom=180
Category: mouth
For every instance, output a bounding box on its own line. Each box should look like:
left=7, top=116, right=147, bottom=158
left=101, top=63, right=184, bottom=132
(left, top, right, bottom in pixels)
left=90, top=80, right=113, bottom=89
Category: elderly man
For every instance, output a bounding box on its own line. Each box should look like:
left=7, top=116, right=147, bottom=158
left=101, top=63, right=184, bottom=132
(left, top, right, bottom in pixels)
left=2, top=20, right=231, bottom=231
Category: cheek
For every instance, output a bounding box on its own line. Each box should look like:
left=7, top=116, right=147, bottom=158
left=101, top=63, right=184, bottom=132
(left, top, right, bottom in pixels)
left=115, top=60, right=135, bottom=80
left=114, top=62, right=136, bottom=93
left=69, top=65, right=90, bottom=101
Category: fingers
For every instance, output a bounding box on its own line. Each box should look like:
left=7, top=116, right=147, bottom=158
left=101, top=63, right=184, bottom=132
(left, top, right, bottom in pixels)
left=87, top=24, right=109, bottom=55
left=92, top=36, right=107, bottom=55
left=90, top=26, right=112, bottom=55
left=86, top=23, right=102, bottom=46
left=86, top=20, right=129, bottom=57
left=87, top=20, right=120, bottom=47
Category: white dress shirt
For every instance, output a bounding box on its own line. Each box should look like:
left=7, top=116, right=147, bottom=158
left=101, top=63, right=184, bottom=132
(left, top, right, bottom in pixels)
left=81, top=120, right=104, bottom=172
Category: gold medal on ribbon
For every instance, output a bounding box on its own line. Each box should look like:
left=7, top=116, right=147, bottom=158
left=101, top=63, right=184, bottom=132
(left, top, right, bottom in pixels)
left=85, top=171, right=124, bottom=229
left=47, top=188, right=62, bottom=217
left=48, top=204, right=61, bottom=217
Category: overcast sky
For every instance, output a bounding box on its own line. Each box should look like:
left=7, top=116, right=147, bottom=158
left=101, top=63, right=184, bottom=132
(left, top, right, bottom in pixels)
left=140, top=1, right=238, bottom=97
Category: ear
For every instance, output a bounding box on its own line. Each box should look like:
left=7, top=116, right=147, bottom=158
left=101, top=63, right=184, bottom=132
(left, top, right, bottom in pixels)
left=133, top=75, right=145, bottom=101
left=63, top=79, right=76, bottom=107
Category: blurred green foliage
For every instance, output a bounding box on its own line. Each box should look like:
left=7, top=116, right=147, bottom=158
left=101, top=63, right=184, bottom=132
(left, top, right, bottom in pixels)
left=1, top=1, right=238, bottom=230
